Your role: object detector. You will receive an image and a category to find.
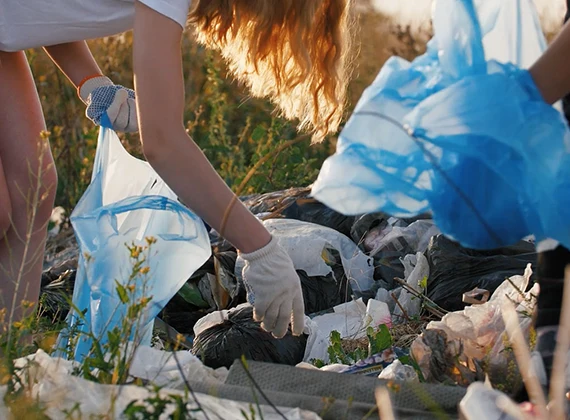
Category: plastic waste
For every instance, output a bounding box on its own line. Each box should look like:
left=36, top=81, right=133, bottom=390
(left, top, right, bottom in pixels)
left=189, top=250, right=242, bottom=311
left=55, top=126, right=211, bottom=361
left=192, top=304, right=308, bottom=369
left=235, top=219, right=375, bottom=295
left=425, top=234, right=536, bottom=311
left=311, top=0, right=570, bottom=251
left=129, top=345, right=228, bottom=388
left=297, top=269, right=352, bottom=315
left=458, top=382, right=523, bottom=420
left=351, top=213, right=439, bottom=288
left=295, top=361, right=350, bottom=373
left=393, top=252, right=429, bottom=322
left=374, top=287, right=401, bottom=314
left=279, top=197, right=357, bottom=238
left=337, top=347, right=410, bottom=376
left=302, top=298, right=391, bottom=364
left=378, top=359, right=419, bottom=383
left=40, top=259, right=77, bottom=320
left=243, top=187, right=356, bottom=238
left=411, top=264, right=538, bottom=389
left=6, top=349, right=317, bottom=420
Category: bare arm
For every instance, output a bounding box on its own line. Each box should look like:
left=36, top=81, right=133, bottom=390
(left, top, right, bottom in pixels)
left=43, top=41, right=102, bottom=87
left=132, top=1, right=271, bottom=253
left=529, top=21, right=570, bottom=104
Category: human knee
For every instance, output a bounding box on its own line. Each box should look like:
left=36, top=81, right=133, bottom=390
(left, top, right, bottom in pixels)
left=36, top=156, right=58, bottom=223
left=16, top=153, right=58, bottom=226
left=0, top=166, right=12, bottom=237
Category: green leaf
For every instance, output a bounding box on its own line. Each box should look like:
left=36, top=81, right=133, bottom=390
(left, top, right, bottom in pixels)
left=311, top=358, right=326, bottom=368
left=327, top=330, right=353, bottom=365
left=177, top=283, right=210, bottom=308
left=115, top=280, right=130, bottom=304
left=419, top=275, right=428, bottom=291
left=367, top=324, right=392, bottom=355
left=251, top=126, right=266, bottom=142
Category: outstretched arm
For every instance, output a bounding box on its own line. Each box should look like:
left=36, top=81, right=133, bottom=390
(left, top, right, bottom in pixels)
left=529, top=21, right=570, bottom=104
left=43, top=41, right=102, bottom=87
left=132, top=1, right=304, bottom=338
left=132, top=1, right=271, bottom=253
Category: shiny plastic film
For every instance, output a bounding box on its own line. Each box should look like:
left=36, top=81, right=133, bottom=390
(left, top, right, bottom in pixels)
left=55, top=124, right=211, bottom=361
left=312, top=0, right=570, bottom=250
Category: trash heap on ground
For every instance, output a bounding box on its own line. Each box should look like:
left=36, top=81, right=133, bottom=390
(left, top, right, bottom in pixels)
left=40, top=187, right=551, bottom=411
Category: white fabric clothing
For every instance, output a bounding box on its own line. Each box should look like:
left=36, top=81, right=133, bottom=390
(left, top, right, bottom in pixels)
left=0, top=0, right=191, bottom=52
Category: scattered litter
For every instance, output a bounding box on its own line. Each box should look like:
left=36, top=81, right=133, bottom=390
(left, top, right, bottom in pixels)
left=4, top=349, right=317, bottom=420
left=337, top=347, right=410, bottom=376
left=235, top=219, right=375, bottom=295
left=351, top=214, right=438, bottom=288
left=392, top=252, right=429, bottom=322
left=302, top=298, right=391, bottom=364
left=458, top=382, right=522, bottom=420
left=378, top=359, right=419, bottom=383
left=425, top=234, right=536, bottom=311
left=411, top=264, right=537, bottom=389
left=297, top=269, right=352, bottom=315
left=48, top=206, right=67, bottom=237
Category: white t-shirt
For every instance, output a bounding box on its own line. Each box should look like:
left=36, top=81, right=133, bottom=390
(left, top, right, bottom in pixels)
left=0, top=0, right=191, bottom=52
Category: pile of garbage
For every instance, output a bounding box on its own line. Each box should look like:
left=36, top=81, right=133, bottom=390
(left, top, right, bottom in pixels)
left=42, top=187, right=542, bottom=394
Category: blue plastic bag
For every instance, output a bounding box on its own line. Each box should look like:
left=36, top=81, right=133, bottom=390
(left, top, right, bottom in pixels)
left=311, top=0, right=570, bottom=250
left=55, top=124, right=211, bottom=361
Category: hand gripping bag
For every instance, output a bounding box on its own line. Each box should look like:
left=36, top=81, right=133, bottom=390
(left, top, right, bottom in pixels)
left=55, top=121, right=211, bottom=361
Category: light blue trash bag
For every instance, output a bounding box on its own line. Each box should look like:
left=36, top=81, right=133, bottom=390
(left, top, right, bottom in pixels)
left=311, top=0, right=570, bottom=250
left=54, top=121, right=211, bottom=361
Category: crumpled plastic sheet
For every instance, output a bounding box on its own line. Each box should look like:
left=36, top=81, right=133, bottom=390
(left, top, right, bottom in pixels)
left=411, top=264, right=538, bottom=385
left=378, top=359, right=419, bottom=383
left=311, top=0, right=570, bottom=251
left=302, top=298, right=392, bottom=364
left=2, top=348, right=319, bottom=420
left=392, top=252, right=430, bottom=322
left=235, top=219, right=375, bottom=295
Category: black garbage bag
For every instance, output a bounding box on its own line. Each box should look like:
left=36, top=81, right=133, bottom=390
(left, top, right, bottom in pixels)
left=298, top=265, right=352, bottom=315
left=159, top=293, right=211, bottom=334
left=425, top=234, right=537, bottom=311
left=279, top=198, right=356, bottom=238
left=241, top=187, right=356, bottom=237
left=39, top=259, right=77, bottom=320
left=192, top=305, right=308, bottom=369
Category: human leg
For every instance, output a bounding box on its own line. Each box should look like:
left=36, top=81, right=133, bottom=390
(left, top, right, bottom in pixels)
left=0, top=51, right=57, bottom=329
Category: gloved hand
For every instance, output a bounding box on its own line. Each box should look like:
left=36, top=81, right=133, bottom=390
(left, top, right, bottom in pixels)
left=78, top=75, right=138, bottom=132
left=239, top=236, right=305, bottom=338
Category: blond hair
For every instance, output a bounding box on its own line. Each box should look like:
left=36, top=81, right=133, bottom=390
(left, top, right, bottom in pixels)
left=188, top=0, right=355, bottom=143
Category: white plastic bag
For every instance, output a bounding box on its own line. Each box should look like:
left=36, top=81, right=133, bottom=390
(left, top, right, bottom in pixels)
left=235, top=219, right=375, bottom=294
left=55, top=127, right=211, bottom=361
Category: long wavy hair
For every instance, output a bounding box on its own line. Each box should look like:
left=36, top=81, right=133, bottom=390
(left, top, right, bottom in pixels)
left=188, top=0, right=355, bottom=143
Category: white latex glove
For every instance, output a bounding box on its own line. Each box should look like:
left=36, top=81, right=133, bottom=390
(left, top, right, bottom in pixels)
left=79, top=75, right=138, bottom=132
left=239, top=235, right=305, bottom=338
